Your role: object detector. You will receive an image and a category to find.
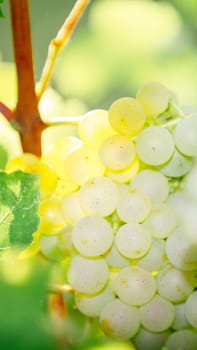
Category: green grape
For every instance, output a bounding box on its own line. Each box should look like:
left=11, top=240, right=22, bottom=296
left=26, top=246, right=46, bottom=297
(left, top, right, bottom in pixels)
left=117, top=186, right=151, bottom=223
left=144, top=203, right=177, bottom=239
left=99, top=134, right=136, bottom=171
left=184, top=290, right=197, bottom=327
left=156, top=266, right=194, bottom=303
left=99, top=298, right=140, bottom=340
left=131, top=169, right=169, bottom=204
left=174, top=115, right=197, bottom=156
left=136, top=82, right=170, bottom=119
left=136, top=126, right=174, bottom=166
left=106, top=157, right=139, bottom=183
left=104, top=242, right=130, bottom=269
left=39, top=198, right=66, bottom=234
left=138, top=239, right=166, bottom=272
left=139, top=295, right=175, bottom=332
left=165, top=330, right=197, bottom=350
left=172, top=303, right=190, bottom=331
left=133, top=327, right=169, bottom=350
left=72, top=216, right=113, bottom=257
left=65, top=144, right=105, bottom=185
left=78, top=176, right=119, bottom=217
left=108, top=97, right=146, bottom=136
left=75, top=285, right=115, bottom=318
left=115, top=266, right=156, bottom=306
left=62, top=191, right=85, bottom=225
left=115, top=223, right=151, bottom=259
left=67, top=255, right=109, bottom=294
left=78, top=109, right=115, bottom=147
left=159, top=149, right=193, bottom=178
left=41, top=124, right=78, bottom=154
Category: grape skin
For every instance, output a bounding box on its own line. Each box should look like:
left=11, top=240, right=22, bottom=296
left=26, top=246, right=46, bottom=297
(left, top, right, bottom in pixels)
left=67, top=255, right=109, bottom=294
left=72, top=216, right=113, bottom=257
left=136, top=126, right=174, bottom=166
left=99, top=134, right=136, bottom=171
left=115, top=266, right=156, bottom=306
left=99, top=298, right=140, bottom=340
left=108, top=97, right=146, bottom=136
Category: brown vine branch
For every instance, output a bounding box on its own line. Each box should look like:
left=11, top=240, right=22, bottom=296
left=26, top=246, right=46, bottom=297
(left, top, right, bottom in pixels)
left=9, top=0, right=45, bottom=156
left=48, top=283, right=75, bottom=295
left=0, top=101, right=14, bottom=120
left=36, top=0, right=89, bottom=100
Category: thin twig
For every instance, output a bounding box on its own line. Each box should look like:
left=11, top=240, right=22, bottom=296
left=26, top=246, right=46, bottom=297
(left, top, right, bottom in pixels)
left=48, top=283, right=75, bottom=294
left=0, top=102, right=14, bottom=120
left=36, top=0, right=89, bottom=100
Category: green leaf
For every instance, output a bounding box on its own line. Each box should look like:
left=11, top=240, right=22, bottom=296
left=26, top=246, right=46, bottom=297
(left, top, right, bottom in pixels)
left=0, top=144, right=8, bottom=169
left=0, top=0, right=4, bottom=18
left=0, top=170, right=40, bottom=250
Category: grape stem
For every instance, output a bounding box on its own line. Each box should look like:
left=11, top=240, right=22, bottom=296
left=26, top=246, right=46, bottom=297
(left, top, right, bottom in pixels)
left=36, top=0, right=90, bottom=100
left=9, top=0, right=45, bottom=156
left=0, top=101, right=14, bottom=121
left=48, top=283, right=75, bottom=294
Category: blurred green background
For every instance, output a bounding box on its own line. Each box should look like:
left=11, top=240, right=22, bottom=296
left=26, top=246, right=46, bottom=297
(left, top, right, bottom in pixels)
left=1, top=0, right=197, bottom=119
left=0, top=1, right=197, bottom=349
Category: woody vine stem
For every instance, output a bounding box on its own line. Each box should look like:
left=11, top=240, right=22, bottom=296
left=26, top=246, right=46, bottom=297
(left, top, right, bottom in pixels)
left=9, top=0, right=89, bottom=156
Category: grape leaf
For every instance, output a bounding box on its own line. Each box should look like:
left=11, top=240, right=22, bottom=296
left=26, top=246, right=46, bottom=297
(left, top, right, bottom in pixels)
left=0, top=170, right=40, bottom=250
left=0, top=0, right=4, bottom=18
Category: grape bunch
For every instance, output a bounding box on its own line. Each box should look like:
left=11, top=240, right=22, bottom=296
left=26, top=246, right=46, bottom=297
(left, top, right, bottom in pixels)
left=6, top=82, right=197, bottom=350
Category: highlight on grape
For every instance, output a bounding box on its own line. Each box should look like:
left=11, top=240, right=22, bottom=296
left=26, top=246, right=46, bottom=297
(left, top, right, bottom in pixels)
left=3, top=81, right=197, bottom=350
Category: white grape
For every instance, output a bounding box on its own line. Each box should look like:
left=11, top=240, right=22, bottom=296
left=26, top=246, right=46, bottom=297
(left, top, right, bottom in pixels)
left=130, top=169, right=169, bottom=204
left=172, top=303, right=190, bottom=330
left=165, top=329, right=197, bottom=350
left=117, top=186, right=151, bottom=223
left=75, top=285, right=115, bottom=318
left=140, top=295, right=175, bottom=332
left=65, top=144, right=105, bottom=185
left=99, top=298, right=140, bottom=340
left=156, top=266, right=194, bottom=303
left=138, top=239, right=166, bottom=272
left=67, top=255, right=109, bottom=294
left=106, top=157, right=139, bottom=184
left=185, top=290, right=197, bottom=327
left=167, top=191, right=192, bottom=221
left=115, top=266, right=156, bottom=306
left=78, top=176, right=119, bottom=217
left=40, top=235, right=61, bottom=261
left=165, top=228, right=197, bottom=271
left=99, top=134, right=136, bottom=171
left=136, top=126, right=174, bottom=165
left=115, top=223, right=151, bottom=259
left=108, top=97, right=146, bottom=136
left=41, top=124, right=78, bottom=154
left=62, top=191, right=85, bottom=225
left=72, top=216, right=113, bottom=257
left=184, top=163, right=197, bottom=200
left=78, top=109, right=115, bottom=147
left=144, top=203, right=177, bottom=239
left=174, top=115, right=197, bottom=156
left=159, top=149, right=193, bottom=177
left=104, top=242, right=131, bottom=269
left=133, top=327, right=170, bottom=350
left=136, top=82, right=170, bottom=119
left=57, top=225, right=73, bottom=254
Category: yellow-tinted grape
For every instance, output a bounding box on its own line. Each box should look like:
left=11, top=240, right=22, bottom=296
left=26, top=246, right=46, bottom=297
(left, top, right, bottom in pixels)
left=108, top=97, right=146, bottom=136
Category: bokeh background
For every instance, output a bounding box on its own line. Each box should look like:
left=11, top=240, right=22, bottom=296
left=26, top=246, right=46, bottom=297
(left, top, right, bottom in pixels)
left=1, top=0, right=197, bottom=119
left=1, top=1, right=197, bottom=349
